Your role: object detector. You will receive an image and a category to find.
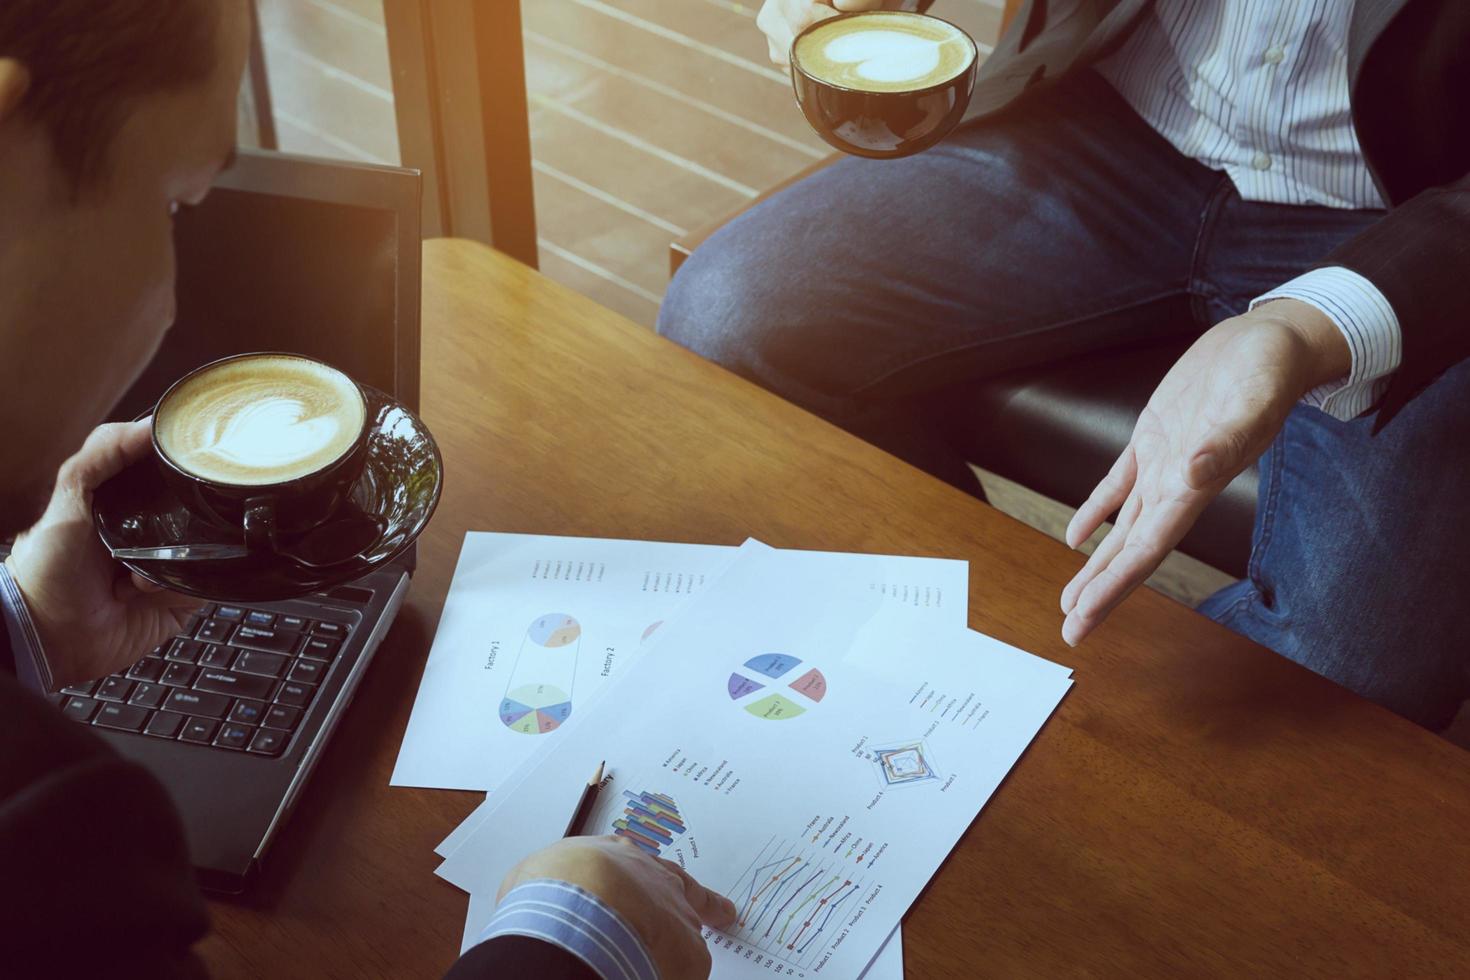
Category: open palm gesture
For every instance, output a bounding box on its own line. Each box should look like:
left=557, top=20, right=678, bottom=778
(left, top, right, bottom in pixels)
left=1059, top=302, right=1348, bottom=645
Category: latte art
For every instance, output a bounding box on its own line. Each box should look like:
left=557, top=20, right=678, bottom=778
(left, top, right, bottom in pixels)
left=794, top=13, right=974, bottom=93
left=156, top=356, right=366, bottom=486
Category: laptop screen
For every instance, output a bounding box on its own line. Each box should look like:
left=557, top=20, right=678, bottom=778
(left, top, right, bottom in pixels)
left=107, top=149, right=421, bottom=423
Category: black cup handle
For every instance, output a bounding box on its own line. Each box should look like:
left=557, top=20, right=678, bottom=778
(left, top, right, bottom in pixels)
left=243, top=497, right=279, bottom=553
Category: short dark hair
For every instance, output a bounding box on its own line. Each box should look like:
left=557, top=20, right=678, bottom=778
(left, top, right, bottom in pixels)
left=0, top=0, right=217, bottom=191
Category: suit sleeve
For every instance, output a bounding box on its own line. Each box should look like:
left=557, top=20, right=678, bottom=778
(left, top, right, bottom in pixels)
left=445, top=935, right=600, bottom=980
left=1318, top=170, right=1470, bottom=431
left=0, top=668, right=210, bottom=978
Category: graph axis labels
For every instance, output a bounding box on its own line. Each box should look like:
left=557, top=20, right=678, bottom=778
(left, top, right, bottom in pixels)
left=727, top=653, right=827, bottom=722
left=724, top=836, right=870, bottom=970
left=498, top=613, right=581, bottom=735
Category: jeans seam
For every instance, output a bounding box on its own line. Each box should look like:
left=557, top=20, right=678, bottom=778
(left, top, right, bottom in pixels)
left=1212, top=589, right=1257, bottom=626
left=851, top=288, right=1190, bottom=397
left=1186, top=177, right=1236, bottom=326
left=1247, top=429, right=1288, bottom=594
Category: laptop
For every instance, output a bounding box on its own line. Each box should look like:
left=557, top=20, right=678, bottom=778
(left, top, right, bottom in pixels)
left=46, top=149, right=422, bottom=893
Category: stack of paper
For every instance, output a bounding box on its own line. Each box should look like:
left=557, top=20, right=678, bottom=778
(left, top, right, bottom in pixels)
left=393, top=534, right=1072, bottom=978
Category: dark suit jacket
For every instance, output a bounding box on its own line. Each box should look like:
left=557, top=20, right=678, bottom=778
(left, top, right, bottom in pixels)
left=0, top=624, right=594, bottom=978
left=937, top=0, right=1469, bottom=430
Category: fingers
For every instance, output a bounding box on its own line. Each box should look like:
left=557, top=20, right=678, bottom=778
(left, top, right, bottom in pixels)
left=808, top=4, right=843, bottom=27
left=56, top=419, right=152, bottom=495
left=140, top=587, right=205, bottom=613
left=131, top=570, right=164, bottom=593
left=758, top=0, right=839, bottom=67
left=1061, top=499, right=1195, bottom=645
left=1060, top=490, right=1140, bottom=615
left=1065, top=446, right=1137, bottom=549
left=1061, top=545, right=1157, bottom=646
left=756, top=1, right=795, bottom=66
left=113, top=568, right=200, bottom=610
left=659, top=858, right=738, bottom=928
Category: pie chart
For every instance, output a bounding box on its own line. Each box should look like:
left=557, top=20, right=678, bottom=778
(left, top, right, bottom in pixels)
left=500, top=613, right=582, bottom=735
left=727, top=653, right=827, bottom=721
left=528, top=613, right=581, bottom=647
left=500, top=683, right=574, bottom=734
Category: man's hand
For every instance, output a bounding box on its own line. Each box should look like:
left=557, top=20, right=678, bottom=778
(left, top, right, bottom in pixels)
left=1059, top=300, right=1352, bottom=645
left=756, top=0, right=895, bottom=67
left=498, top=835, right=738, bottom=980
left=5, top=420, right=203, bottom=688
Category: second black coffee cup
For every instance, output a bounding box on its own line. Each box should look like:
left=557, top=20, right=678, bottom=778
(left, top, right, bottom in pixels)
left=791, top=10, right=978, bottom=159
left=151, top=352, right=371, bottom=553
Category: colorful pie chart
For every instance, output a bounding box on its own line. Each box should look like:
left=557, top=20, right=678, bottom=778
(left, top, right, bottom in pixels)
left=500, top=683, right=573, bottom=734
left=528, top=613, right=581, bottom=647
left=726, top=653, right=827, bottom=721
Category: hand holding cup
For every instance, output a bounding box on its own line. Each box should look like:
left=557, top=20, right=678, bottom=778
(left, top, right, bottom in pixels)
left=6, top=421, right=202, bottom=688
left=756, top=0, right=893, bottom=68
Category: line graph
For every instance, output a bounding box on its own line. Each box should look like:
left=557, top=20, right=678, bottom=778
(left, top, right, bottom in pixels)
left=724, top=836, right=871, bottom=969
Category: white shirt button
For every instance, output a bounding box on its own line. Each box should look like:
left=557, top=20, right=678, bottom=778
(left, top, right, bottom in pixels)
left=1264, top=45, right=1285, bottom=65
left=1251, top=151, right=1272, bottom=170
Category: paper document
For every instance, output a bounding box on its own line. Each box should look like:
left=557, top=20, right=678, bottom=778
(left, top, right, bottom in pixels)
left=436, top=541, right=1071, bottom=978
left=392, top=533, right=967, bottom=791
left=458, top=889, right=904, bottom=975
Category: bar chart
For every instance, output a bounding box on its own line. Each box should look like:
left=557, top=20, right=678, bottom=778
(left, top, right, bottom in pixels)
left=611, top=789, right=687, bottom=857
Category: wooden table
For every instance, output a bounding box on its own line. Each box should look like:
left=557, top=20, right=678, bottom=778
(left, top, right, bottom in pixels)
left=200, top=239, right=1470, bottom=978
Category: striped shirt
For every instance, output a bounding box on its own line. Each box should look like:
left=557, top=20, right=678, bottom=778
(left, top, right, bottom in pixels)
left=1097, top=0, right=1398, bottom=420
left=478, top=878, right=658, bottom=980
left=0, top=561, right=53, bottom=694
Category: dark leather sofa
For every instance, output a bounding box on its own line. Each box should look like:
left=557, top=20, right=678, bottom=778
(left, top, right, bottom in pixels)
left=933, top=337, right=1256, bottom=577
left=670, top=165, right=1257, bottom=581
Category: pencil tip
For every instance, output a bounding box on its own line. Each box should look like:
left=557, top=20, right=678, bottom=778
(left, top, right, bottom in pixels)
left=591, top=760, right=605, bottom=783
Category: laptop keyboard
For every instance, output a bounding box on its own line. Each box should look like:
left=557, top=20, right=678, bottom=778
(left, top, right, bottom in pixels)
left=55, top=604, right=353, bottom=757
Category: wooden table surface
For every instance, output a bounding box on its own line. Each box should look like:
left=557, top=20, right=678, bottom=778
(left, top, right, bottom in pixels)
left=200, top=239, right=1470, bottom=978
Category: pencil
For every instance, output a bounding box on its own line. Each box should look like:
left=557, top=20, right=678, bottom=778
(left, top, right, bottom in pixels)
left=563, top=760, right=606, bottom=837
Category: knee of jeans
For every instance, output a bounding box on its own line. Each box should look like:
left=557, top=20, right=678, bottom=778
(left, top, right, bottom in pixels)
left=1258, top=565, right=1465, bottom=729
left=656, top=222, right=796, bottom=380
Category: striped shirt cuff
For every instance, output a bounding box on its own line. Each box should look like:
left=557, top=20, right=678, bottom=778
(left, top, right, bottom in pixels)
left=476, top=879, right=658, bottom=980
left=0, top=561, right=54, bottom=694
left=1250, top=266, right=1402, bottom=421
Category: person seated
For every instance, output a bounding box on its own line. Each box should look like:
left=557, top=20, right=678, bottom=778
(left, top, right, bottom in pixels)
left=0, top=2, right=729, bottom=976
left=660, top=0, right=1470, bottom=732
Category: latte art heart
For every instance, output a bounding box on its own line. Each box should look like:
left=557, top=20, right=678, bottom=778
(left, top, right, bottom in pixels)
left=794, top=12, right=974, bottom=93
left=201, top=397, right=345, bottom=469
left=156, top=355, right=366, bottom=486
left=823, top=31, right=941, bottom=84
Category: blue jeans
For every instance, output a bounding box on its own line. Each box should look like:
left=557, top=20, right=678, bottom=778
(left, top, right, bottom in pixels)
left=658, top=70, right=1469, bottom=730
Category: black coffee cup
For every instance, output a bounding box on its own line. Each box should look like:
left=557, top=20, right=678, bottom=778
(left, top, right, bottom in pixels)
left=150, top=352, right=372, bottom=554
left=791, top=11, right=978, bottom=159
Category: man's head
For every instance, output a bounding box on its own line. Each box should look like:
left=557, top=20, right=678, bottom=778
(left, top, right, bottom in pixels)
left=0, top=0, right=248, bottom=537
